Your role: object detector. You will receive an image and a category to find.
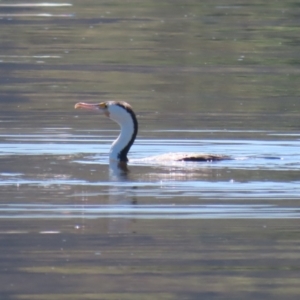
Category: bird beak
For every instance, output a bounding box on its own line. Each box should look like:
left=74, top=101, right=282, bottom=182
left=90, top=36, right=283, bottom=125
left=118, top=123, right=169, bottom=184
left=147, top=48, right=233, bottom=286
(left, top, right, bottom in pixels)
left=75, top=102, right=110, bottom=117
left=74, top=102, right=101, bottom=111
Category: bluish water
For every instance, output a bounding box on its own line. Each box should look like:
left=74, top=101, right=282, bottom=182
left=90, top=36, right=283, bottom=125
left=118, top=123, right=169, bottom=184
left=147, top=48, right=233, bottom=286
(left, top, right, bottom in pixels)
left=1, top=1, right=300, bottom=299
left=0, top=130, right=299, bottom=214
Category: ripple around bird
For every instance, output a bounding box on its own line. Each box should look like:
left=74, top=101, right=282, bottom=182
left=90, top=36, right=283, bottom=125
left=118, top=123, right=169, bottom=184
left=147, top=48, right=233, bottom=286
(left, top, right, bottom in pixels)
left=0, top=131, right=299, bottom=219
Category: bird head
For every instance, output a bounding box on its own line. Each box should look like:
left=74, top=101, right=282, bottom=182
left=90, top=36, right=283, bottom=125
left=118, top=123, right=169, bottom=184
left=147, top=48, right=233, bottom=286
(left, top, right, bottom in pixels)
left=75, top=101, right=136, bottom=127
left=74, top=102, right=110, bottom=117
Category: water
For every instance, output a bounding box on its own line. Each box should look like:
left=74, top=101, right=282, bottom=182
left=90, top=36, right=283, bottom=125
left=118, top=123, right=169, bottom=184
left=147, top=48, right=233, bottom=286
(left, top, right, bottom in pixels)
left=1, top=1, right=300, bottom=299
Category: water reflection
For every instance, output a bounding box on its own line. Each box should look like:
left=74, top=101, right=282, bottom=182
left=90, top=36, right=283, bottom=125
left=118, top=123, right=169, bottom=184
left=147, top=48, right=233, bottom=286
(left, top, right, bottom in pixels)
left=109, top=161, right=130, bottom=182
left=107, top=161, right=136, bottom=233
left=1, top=157, right=300, bottom=221
left=0, top=3, right=72, bottom=7
left=1, top=203, right=299, bottom=219
left=0, top=13, right=73, bottom=17
left=1, top=1, right=300, bottom=297
left=0, top=2, right=73, bottom=18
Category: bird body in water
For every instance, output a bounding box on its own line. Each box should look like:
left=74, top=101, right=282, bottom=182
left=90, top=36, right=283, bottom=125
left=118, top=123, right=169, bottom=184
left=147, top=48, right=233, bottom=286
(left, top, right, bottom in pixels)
left=75, top=101, right=230, bottom=163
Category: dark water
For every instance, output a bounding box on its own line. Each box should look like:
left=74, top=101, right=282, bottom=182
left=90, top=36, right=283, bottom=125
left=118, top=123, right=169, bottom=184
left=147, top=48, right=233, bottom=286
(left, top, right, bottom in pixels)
left=1, top=1, right=300, bottom=299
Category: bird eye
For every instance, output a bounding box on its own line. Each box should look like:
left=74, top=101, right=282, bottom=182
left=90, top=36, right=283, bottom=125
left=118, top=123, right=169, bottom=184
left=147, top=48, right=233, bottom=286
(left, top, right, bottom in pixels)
left=99, top=102, right=107, bottom=109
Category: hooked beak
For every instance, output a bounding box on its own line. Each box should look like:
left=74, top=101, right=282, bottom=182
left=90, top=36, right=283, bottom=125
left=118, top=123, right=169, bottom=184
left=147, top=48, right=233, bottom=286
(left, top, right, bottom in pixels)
left=75, top=102, right=110, bottom=117
left=74, top=102, right=100, bottom=111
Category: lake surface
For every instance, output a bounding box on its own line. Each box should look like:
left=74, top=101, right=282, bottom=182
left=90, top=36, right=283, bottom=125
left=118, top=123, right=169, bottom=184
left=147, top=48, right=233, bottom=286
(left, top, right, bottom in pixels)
left=0, top=1, right=300, bottom=299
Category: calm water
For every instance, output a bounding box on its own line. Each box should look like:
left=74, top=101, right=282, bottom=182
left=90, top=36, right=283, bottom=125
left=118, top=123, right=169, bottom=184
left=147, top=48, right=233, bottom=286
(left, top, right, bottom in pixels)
left=1, top=1, right=300, bottom=300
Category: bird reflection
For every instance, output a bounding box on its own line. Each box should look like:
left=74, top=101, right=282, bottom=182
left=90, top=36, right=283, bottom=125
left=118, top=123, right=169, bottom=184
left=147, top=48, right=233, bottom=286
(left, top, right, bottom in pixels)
left=109, top=161, right=129, bottom=181
left=107, top=161, right=137, bottom=234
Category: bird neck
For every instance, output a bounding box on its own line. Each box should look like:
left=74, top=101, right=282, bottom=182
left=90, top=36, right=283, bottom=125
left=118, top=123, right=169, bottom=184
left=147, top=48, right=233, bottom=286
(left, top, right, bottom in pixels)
left=109, top=113, right=138, bottom=162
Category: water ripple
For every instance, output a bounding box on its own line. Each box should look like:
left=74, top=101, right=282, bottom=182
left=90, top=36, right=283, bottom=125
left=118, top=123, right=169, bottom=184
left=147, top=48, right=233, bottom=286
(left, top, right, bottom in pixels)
left=0, top=204, right=299, bottom=219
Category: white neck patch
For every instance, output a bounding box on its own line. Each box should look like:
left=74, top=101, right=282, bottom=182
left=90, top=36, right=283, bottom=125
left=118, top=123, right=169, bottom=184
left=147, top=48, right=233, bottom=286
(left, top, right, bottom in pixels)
left=107, top=104, right=135, bottom=161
